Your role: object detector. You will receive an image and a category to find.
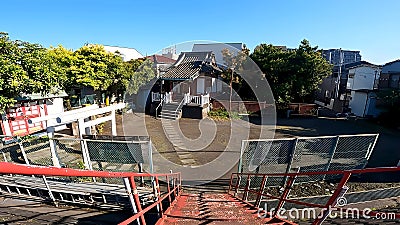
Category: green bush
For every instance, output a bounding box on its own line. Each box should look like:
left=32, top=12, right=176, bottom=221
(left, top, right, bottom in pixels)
left=208, top=108, right=242, bottom=120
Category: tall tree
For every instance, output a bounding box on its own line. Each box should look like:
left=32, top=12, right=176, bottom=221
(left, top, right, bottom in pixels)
left=47, top=45, right=76, bottom=91
left=18, top=42, right=67, bottom=94
left=126, top=59, right=156, bottom=95
left=250, top=44, right=290, bottom=104
left=251, top=40, right=332, bottom=105
left=221, top=45, right=251, bottom=110
left=71, top=44, right=125, bottom=91
left=289, top=40, right=333, bottom=102
left=0, top=33, right=67, bottom=112
left=0, top=32, right=27, bottom=111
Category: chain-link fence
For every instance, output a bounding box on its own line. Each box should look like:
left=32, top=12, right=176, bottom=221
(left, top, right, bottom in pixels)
left=239, top=134, right=379, bottom=187
left=0, top=135, right=22, bottom=163
left=82, top=135, right=153, bottom=173
left=1, top=135, right=153, bottom=179
left=293, top=136, right=337, bottom=183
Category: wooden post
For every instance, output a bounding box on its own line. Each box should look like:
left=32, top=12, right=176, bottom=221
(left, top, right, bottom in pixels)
left=78, top=118, right=90, bottom=169
left=111, top=109, right=117, bottom=136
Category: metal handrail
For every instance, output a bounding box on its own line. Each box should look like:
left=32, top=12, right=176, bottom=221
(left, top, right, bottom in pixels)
left=0, top=162, right=182, bottom=225
left=228, top=166, right=400, bottom=225
left=174, top=97, right=185, bottom=119
left=155, top=98, right=164, bottom=119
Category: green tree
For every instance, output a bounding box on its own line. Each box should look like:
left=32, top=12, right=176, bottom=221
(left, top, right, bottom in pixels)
left=251, top=39, right=332, bottom=105
left=289, top=40, right=333, bottom=102
left=221, top=45, right=251, bottom=110
left=250, top=44, right=290, bottom=104
left=0, top=33, right=67, bottom=112
left=0, top=32, right=27, bottom=110
left=18, top=42, right=68, bottom=94
left=71, top=44, right=125, bottom=91
left=0, top=34, right=143, bottom=112
left=47, top=45, right=76, bottom=91
left=126, top=59, right=156, bottom=95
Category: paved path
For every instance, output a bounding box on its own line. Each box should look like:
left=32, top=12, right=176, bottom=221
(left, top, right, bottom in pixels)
left=161, top=119, right=197, bottom=166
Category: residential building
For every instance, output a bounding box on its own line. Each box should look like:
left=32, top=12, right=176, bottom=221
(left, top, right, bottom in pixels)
left=145, top=54, right=176, bottom=77
left=192, top=43, right=244, bottom=65
left=103, top=45, right=143, bottom=61
left=149, top=51, right=223, bottom=119
left=322, top=49, right=361, bottom=65
left=345, top=63, right=381, bottom=117
left=316, top=61, right=378, bottom=113
left=379, top=59, right=400, bottom=89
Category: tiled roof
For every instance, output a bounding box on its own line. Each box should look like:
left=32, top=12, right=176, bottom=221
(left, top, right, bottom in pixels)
left=383, top=59, right=400, bottom=67
left=333, top=61, right=380, bottom=71
left=160, top=51, right=219, bottom=80
left=146, top=55, right=176, bottom=64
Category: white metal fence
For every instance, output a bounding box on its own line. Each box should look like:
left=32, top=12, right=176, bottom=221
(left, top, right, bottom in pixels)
left=239, top=134, right=379, bottom=187
left=0, top=135, right=153, bottom=176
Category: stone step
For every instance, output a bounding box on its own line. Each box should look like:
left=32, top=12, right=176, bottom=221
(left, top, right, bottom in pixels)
left=161, top=111, right=177, bottom=116
left=160, top=115, right=176, bottom=120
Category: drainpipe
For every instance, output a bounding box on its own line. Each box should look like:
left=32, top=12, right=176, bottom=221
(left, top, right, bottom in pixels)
left=362, top=91, right=369, bottom=117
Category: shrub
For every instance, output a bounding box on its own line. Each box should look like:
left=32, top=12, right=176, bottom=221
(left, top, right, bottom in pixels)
left=208, top=108, right=242, bottom=120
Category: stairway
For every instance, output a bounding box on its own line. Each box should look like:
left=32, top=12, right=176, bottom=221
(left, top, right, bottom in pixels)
left=160, top=102, right=183, bottom=120
left=161, top=193, right=297, bottom=225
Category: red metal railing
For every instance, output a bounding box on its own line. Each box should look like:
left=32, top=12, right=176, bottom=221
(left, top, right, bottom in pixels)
left=0, top=162, right=181, bottom=225
left=228, top=167, right=400, bottom=225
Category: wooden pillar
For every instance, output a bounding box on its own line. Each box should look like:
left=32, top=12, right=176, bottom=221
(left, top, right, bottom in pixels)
left=111, top=109, right=117, bottom=136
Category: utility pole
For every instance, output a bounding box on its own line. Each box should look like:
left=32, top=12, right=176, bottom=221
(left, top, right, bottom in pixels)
left=336, top=48, right=343, bottom=99
left=229, top=67, right=234, bottom=113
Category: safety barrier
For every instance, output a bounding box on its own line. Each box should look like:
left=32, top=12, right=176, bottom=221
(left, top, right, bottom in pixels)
left=1, top=135, right=153, bottom=173
left=239, top=134, right=379, bottom=187
left=0, top=162, right=181, bottom=225
left=228, top=167, right=400, bottom=225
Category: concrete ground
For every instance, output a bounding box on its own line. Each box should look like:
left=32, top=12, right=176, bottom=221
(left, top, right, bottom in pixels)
left=114, top=113, right=400, bottom=183
left=0, top=196, right=131, bottom=224
left=1, top=113, right=398, bottom=224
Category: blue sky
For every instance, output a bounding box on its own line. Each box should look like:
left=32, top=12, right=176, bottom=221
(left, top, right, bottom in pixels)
left=2, top=0, right=399, bottom=65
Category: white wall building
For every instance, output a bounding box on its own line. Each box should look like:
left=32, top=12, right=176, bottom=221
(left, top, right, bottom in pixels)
left=346, top=64, right=381, bottom=117
left=103, top=45, right=143, bottom=61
